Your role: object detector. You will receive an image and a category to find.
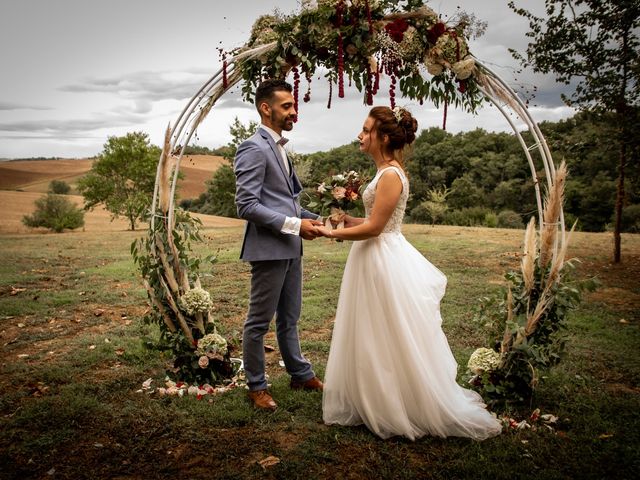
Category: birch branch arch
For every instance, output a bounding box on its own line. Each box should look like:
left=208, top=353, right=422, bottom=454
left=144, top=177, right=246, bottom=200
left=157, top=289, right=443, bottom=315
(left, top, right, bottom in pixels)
left=139, top=2, right=568, bottom=387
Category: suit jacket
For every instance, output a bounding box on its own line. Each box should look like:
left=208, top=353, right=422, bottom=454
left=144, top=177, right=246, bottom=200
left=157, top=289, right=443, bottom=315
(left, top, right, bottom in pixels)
left=234, top=127, right=319, bottom=262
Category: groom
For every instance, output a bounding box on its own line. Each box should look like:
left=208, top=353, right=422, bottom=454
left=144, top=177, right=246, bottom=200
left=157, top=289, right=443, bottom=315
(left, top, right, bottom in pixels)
left=234, top=78, right=324, bottom=411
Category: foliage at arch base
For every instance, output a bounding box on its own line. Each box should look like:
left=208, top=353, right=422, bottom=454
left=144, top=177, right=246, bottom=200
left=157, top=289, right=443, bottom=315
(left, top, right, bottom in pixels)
left=465, top=162, right=597, bottom=405
left=132, top=135, right=240, bottom=387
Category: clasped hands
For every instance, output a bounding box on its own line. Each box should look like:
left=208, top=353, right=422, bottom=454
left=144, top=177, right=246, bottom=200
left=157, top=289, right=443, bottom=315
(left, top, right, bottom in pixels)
left=300, top=212, right=351, bottom=240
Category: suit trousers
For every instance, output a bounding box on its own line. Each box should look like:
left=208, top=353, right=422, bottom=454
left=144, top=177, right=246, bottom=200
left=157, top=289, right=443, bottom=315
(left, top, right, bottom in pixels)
left=243, top=257, right=314, bottom=391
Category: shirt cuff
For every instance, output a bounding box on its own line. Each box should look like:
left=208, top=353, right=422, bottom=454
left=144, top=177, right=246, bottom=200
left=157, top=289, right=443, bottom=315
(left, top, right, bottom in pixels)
left=281, top=216, right=302, bottom=235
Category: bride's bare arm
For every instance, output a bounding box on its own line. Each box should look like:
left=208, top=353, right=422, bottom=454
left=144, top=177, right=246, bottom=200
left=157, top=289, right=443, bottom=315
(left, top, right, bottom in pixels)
left=321, top=171, right=402, bottom=241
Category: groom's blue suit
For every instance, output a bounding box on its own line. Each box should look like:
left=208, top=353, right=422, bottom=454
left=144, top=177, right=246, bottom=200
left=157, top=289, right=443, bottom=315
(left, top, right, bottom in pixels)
left=234, top=127, right=319, bottom=391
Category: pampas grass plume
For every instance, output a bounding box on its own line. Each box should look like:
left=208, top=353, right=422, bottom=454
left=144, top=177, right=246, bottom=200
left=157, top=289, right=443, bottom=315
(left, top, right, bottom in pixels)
left=158, top=124, right=173, bottom=214
left=522, top=217, right=537, bottom=293
left=540, top=161, right=567, bottom=268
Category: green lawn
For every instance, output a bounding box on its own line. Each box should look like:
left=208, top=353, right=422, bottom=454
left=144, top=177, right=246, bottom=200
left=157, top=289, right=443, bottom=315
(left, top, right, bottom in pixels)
left=0, top=225, right=638, bottom=479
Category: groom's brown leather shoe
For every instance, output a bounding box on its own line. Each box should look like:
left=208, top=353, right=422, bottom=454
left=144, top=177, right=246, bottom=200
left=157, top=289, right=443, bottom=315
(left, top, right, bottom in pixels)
left=248, top=389, right=277, bottom=411
left=290, top=376, right=324, bottom=391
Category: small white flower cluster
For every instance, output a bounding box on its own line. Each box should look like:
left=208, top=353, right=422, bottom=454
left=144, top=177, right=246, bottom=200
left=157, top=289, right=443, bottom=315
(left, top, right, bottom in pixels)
left=195, top=332, right=228, bottom=357
left=467, top=347, right=502, bottom=375
left=179, top=287, right=213, bottom=316
left=374, top=30, right=404, bottom=63
left=392, top=106, right=404, bottom=123
left=332, top=173, right=346, bottom=182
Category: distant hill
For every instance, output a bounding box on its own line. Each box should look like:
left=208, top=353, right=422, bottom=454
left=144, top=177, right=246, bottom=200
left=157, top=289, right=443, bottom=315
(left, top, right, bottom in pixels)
left=0, top=155, right=226, bottom=199
left=0, top=155, right=239, bottom=234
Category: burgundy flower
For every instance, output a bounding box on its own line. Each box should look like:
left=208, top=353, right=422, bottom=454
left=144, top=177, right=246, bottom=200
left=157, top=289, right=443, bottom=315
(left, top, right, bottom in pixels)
left=316, top=47, right=330, bottom=60
left=384, top=18, right=409, bottom=43
left=426, top=22, right=446, bottom=45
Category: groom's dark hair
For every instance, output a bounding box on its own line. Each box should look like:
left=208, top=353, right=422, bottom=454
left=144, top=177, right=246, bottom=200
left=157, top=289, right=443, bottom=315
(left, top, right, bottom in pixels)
left=255, top=79, right=293, bottom=113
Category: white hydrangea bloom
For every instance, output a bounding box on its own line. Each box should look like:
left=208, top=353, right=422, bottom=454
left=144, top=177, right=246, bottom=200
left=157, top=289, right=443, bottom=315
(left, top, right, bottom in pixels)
left=467, top=347, right=502, bottom=375
left=196, top=333, right=228, bottom=357
left=179, top=287, right=213, bottom=316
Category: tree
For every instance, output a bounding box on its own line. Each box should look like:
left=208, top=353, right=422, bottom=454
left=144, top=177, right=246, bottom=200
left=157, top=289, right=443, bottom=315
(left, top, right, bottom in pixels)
left=194, top=164, right=238, bottom=217
left=49, top=180, right=71, bottom=195
left=22, top=194, right=85, bottom=233
left=421, top=186, right=450, bottom=226
left=508, top=0, right=640, bottom=262
left=448, top=173, right=485, bottom=209
left=78, top=132, right=160, bottom=230
left=187, top=117, right=258, bottom=217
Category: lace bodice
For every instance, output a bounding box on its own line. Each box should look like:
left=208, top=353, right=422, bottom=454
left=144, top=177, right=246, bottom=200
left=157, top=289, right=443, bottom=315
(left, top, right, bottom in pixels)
left=362, top=166, right=409, bottom=233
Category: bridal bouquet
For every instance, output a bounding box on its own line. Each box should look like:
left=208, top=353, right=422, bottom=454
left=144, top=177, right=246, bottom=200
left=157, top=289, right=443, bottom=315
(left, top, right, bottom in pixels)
left=308, top=170, right=366, bottom=229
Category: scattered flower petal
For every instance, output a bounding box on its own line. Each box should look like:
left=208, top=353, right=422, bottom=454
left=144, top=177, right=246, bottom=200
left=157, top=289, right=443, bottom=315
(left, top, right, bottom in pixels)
left=258, top=456, right=280, bottom=470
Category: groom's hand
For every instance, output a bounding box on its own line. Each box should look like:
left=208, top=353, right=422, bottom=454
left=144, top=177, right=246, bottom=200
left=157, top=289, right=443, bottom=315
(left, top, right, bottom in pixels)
left=300, top=219, right=323, bottom=240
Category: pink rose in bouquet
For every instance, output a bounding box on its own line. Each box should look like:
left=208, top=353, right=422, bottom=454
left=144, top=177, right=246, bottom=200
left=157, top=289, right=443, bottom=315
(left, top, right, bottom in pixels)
left=308, top=170, right=367, bottom=231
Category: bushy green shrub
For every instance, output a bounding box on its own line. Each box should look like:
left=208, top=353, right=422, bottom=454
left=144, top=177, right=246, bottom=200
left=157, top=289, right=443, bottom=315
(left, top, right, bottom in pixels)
left=620, top=204, right=640, bottom=233
left=443, top=207, right=493, bottom=226
left=484, top=212, right=498, bottom=228
left=497, top=210, right=524, bottom=229
left=409, top=203, right=431, bottom=224
left=179, top=198, right=193, bottom=210
left=49, top=180, right=71, bottom=195
left=22, top=194, right=85, bottom=232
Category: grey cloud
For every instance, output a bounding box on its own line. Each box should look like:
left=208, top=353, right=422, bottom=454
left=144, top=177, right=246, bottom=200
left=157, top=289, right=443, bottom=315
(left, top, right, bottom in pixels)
left=215, top=96, right=255, bottom=110
left=60, top=69, right=215, bottom=103
left=0, top=101, right=53, bottom=111
left=0, top=117, right=137, bottom=135
left=0, top=133, right=104, bottom=140
left=132, top=99, right=154, bottom=114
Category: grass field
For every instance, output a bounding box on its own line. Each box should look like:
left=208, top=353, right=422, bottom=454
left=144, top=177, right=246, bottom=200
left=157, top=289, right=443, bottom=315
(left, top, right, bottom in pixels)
left=0, top=223, right=638, bottom=479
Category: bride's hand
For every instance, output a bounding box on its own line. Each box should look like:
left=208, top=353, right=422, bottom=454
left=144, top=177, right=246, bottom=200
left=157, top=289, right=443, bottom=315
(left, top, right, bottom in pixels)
left=315, top=225, right=333, bottom=238
left=343, top=214, right=361, bottom=228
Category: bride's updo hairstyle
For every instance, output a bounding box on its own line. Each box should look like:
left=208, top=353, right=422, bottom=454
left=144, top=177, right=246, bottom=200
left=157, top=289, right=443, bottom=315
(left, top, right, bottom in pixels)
left=369, top=106, right=418, bottom=168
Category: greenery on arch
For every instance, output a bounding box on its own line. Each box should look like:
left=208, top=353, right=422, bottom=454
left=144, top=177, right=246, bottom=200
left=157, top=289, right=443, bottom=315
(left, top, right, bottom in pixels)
left=229, top=0, right=487, bottom=115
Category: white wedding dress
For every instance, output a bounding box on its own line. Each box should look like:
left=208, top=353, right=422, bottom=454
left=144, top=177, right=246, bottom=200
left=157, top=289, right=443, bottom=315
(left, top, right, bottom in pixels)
left=322, top=166, right=502, bottom=441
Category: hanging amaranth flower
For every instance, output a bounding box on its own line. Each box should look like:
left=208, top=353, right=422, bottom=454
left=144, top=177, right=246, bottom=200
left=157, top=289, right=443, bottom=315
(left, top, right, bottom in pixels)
left=292, top=66, right=300, bottom=119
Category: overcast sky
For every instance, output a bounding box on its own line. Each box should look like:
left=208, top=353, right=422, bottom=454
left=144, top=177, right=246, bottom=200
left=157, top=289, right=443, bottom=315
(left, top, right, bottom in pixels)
left=0, top=0, right=575, bottom=159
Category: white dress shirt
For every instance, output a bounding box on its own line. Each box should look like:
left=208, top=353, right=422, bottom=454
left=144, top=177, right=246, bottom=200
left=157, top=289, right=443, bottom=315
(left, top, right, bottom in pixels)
left=260, top=125, right=301, bottom=235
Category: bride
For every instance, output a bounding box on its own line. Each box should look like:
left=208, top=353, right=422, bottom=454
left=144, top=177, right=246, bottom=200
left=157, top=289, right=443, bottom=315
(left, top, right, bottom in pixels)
left=316, top=106, right=502, bottom=441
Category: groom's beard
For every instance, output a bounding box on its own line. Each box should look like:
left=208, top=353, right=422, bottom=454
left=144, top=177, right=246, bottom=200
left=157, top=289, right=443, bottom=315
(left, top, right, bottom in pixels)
left=271, top=112, right=295, bottom=132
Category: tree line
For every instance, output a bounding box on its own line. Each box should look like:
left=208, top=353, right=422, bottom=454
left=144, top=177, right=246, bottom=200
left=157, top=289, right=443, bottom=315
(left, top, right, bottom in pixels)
left=24, top=109, right=639, bottom=238
left=184, top=109, right=639, bottom=234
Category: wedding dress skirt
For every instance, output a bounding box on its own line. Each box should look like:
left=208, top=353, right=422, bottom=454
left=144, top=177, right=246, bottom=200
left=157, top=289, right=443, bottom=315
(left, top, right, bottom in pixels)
left=322, top=231, right=502, bottom=440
